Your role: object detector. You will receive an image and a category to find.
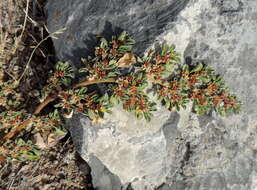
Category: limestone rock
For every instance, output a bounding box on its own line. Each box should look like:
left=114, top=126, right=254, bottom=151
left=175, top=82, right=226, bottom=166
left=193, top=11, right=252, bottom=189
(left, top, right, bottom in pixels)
left=45, top=0, right=189, bottom=65
left=46, top=0, right=257, bottom=189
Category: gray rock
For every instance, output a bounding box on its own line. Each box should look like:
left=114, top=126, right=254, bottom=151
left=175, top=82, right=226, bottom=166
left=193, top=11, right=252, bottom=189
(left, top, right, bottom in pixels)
left=46, top=0, right=257, bottom=189
left=45, top=0, right=189, bottom=65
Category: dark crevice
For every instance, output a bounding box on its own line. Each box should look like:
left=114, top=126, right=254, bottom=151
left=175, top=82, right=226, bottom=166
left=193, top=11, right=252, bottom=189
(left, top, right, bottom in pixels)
left=179, top=142, right=193, bottom=177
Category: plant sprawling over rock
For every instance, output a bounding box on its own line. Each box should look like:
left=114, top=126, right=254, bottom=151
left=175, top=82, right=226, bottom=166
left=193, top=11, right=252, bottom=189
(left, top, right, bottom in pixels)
left=0, top=32, right=241, bottom=162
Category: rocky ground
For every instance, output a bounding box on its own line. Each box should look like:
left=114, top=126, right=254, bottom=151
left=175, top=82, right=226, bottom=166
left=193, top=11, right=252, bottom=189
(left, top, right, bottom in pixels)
left=0, top=0, right=93, bottom=189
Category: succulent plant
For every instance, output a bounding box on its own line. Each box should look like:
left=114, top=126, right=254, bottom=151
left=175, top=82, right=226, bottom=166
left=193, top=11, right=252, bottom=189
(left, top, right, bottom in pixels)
left=0, top=32, right=241, bottom=163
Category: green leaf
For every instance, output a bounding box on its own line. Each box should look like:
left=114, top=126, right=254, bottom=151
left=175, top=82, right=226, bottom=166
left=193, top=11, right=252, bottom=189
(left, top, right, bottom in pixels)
left=164, top=96, right=170, bottom=104
left=181, top=104, right=187, bottom=110
left=190, top=63, right=203, bottom=73
left=143, top=57, right=151, bottom=63
left=126, top=38, right=136, bottom=45
left=100, top=38, right=108, bottom=49
left=165, top=100, right=171, bottom=109
left=110, top=95, right=119, bottom=106
left=98, top=93, right=109, bottom=103
left=137, top=82, right=148, bottom=90
left=199, top=76, right=210, bottom=84
left=24, top=151, right=40, bottom=161
left=107, top=72, right=117, bottom=78
left=118, top=31, right=127, bottom=41
left=135, top=109, right=143, bottom=120
left=175, top=104, right=180, bottom=111
left=49, top=109, right=60, bottom=120
left=143, top=111, right=152, bottom=122
left=61, top=78, right=71, bottom=86
left=109, top=59, right=117, bottom=65
left=55, top=61, right=62, bottom=70
left=88, top=109, right=96, bottom=120
left=53, top=127, right=67, bottom=136
left=31, top=148, right=42, bottom=157
left=161, top=44, right=169, bottom=56
left=182, top=64, right=189, bottom=72
left=217, top=106, right=226, bottom=116
left=62, top=62, right=70, bottom=70
left=136, top=72, right=143, bottom=80
left=77, top=87, right=88, bottom=96
left=16, top=138, right=26, bottom=146
left=105, top=109, right=112, bottom=114
left=108, top=64, right=118, bottom=70
left=161, top=70, right=171, bottom=78
left=149, top=102, right=157, bottom=108
left=194, top=105, right=206, bottom=115
left=165, top=63, right=173, bottom=72
left=98, top=111, right=104, bottom=118
left=118, top=45, right=133, bottom=52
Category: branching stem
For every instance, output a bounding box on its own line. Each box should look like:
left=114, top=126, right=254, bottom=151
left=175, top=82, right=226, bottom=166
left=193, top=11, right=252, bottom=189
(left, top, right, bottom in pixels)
left=73, top=78, right=116, bottom=89
left=34, top=94, right=58, bottom=115
left=34, top=78, right=117, bottom=115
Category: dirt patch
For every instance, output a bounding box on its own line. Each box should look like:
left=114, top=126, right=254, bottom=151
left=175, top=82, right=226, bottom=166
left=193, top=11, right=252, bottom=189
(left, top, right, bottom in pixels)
left=1, top=137, right=93, bottom=190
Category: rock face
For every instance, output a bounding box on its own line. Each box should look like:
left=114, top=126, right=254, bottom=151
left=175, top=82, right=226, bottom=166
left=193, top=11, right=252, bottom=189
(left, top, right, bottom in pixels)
left=45, top=0, right=189, bottom=65
left=46, top=0, right=257, bottom=189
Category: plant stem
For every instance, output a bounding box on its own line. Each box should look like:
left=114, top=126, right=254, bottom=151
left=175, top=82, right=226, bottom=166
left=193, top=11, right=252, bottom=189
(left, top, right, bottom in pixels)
left=34, top=78, right=117, bottom=115
left=73, top=78, right=116, bottom=88
left=34, top=94, right=58, bottom=115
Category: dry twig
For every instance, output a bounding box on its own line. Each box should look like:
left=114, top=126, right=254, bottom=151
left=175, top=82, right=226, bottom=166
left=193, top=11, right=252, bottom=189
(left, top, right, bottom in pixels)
left=18, top=27, right=66, bottom=83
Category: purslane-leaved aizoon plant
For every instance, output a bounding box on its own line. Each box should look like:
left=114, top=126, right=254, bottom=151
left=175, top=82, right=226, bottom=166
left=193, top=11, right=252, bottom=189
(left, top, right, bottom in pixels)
left=50, top=31, right=240, bottom=121
left=0, top=32, right=241, bottom=162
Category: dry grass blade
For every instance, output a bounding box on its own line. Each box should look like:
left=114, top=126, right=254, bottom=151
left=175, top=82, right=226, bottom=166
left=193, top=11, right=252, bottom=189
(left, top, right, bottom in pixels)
left=0, top=0, right=2, bottom=27
left=20, top=0, right=30, bottom=41
left=0, top=29, right=8, bottom=58
left=0, top=0, right=30, bottom=82
left=7, top=0, right=13, bottom=28
left=18, top=27, right=66, bottom=83
left=0, top=29, right=18, bottom=81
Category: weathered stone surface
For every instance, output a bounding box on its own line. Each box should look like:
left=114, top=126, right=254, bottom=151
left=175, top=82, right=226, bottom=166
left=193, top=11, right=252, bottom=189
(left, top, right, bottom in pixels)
left=46, top=0, right=257, bottom=189
left=45, top=0, right=189, bottom=65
